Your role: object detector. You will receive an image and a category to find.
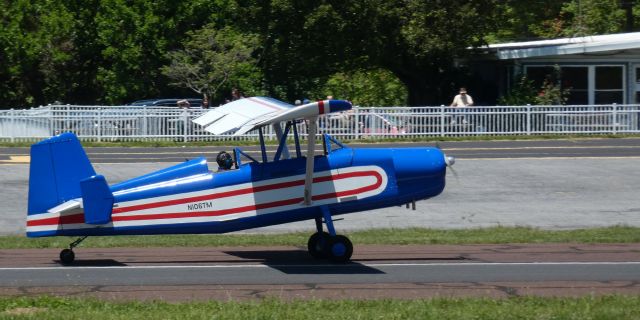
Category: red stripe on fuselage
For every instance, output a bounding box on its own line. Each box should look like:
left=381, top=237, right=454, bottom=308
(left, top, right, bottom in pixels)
left=27, top=170, right=383, bottom=227
left=112, top=171, right=375, bottom=214
left=111, top=172, right=382, bottom=222
left=318, top=100, right=325, bottom=114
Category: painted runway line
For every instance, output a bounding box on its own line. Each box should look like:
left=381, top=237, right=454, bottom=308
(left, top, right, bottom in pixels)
left=2, top=261, right=640, bottom=271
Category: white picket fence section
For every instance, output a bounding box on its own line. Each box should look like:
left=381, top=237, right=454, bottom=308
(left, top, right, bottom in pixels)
left=0, top=104, right=639, bottom=142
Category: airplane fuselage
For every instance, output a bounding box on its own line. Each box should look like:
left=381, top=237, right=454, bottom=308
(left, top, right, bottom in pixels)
left=26, top=147, right=446, bottom=237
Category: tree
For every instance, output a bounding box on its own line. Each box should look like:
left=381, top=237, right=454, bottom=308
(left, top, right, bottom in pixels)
left=94, top=0, right=217, bottom=104
left=486, top=1, right=567, bottom=41
left=161, top=24, right=263, bottom=103
left=365, top=0, right=502, bottom=105
left=232, top=0, right=500, bottom=106
left=559, top=0, right=626, bottom=36
left=0, top=0, right=77, bottom=107
left=315, top=69, right=407, bottom=107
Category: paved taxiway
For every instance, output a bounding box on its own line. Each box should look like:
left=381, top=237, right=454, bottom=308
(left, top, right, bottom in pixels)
left=2, top=138, right=640, bottom=234
left=1, top=138, right=640, bottom=300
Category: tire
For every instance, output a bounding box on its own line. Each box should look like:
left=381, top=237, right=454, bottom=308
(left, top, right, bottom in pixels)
left=307, top=232, right=330, bottom=259
left=327, top=235, right=353, bottom=263
left=59, top=249, right=75, bottom=265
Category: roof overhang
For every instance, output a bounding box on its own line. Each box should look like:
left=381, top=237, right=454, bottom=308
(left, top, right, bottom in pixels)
left=484, top=32, right=640, bottom=60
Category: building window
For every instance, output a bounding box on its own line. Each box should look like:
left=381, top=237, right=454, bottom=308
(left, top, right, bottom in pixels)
left=562, top=67, right=588, bottom=105
left=595, top=66, right=623, bottom=104
left=525, top=65, right=625, bottom=105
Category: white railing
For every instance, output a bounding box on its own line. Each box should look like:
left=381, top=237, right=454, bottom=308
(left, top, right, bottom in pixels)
left=0, top=104, right=639, bottom=142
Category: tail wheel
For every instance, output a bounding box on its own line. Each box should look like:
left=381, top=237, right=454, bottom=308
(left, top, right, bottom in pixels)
left=327, top=235, right=353, bottom=263
left=59, top=249, right=75, bottom=265
left=307, top=232, right=330, bottom=259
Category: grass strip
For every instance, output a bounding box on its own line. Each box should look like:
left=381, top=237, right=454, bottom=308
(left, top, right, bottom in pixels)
left=2, top=226, right=638, bottom=249
left=1, top=295, right=639, bottom=320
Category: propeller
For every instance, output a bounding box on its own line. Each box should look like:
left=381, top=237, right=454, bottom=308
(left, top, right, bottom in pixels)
left=445, top=155, right=459, bottom=180
left=435, top=142, right=459, bottom=181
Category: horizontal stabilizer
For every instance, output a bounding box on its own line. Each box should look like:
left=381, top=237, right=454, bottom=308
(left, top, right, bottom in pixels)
left=47, top=199, right=82, bottom=214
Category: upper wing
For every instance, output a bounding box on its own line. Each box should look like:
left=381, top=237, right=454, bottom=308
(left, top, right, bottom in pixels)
left=193, top=97, right=293, bottom=135
left=193, top=97, right=352, bottom=136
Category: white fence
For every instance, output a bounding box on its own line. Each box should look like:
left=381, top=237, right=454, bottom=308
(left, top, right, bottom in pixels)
left=0, top=104, right=639, bottom=142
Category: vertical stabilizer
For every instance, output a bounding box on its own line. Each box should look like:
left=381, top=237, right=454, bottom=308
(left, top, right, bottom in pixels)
left=28, top=132, right=96, bottom=215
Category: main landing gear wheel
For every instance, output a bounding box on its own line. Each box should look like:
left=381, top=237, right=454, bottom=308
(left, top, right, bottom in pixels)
left=59, top=249, right=75, bottom=265
left=326, top=235, right=353, bottom=263
left=307, top=231, right=331, bottom=259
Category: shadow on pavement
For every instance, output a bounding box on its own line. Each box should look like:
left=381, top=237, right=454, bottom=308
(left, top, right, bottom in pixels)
left=225, top=249, right=385, bottom=275
left=55, top=259, right=127, bottom=267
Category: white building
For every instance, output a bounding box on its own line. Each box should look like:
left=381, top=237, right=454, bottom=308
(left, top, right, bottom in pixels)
left=479, top=32, right=640, bottom=105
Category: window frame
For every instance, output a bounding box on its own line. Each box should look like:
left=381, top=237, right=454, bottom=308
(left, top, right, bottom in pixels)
left=523, top=64, right=626, bottom=105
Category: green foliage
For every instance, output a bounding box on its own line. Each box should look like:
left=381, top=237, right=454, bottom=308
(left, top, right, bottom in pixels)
left=499, top=66, right=570, bottom=106
left=497, top=75, right=538, bottom=106
left=486, top=1, right=566, bottom=42
left=534, top=78, right=570, bottom=105
left=94, top=0, right=217, bottom=104
left=0, top=0, right=76, bottom=107
left=314, top=68, right=408, bottom=106
left=161, top=24, right=264, bottom=103
left=559, top=0, right=626, bottom=36
left=2, top=0, right=640, bottom=108
left=1, top=295, right=640, bottom=319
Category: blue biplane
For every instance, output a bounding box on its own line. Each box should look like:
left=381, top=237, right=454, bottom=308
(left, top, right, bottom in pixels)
left=27, top=97, right=454, bottom=264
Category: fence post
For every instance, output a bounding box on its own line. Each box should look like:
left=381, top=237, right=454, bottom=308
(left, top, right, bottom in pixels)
left=10, top=108, right=15, bottom=143
left=142, top=107, right=148, bottom=138
left=97, top=107, right=102, bottom=142
left=439, top=105, right=445, bottom=137
left=353, top=107, right=360, bottom=140
left=526, top=104, right=531, bottom=135
left=49, top=106, right=54, bottom=136
left=182, top=109, right=189, bottom=143
left=612, top=103, right=618, bottom=135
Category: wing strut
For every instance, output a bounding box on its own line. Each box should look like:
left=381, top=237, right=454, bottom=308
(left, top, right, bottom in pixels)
left=303, top=117, right=318, bottom=205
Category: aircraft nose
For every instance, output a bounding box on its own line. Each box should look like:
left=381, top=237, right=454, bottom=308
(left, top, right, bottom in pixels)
left=391, top=147, right=447, bottom=182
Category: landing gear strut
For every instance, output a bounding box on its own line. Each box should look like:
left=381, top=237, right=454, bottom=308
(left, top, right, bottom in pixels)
left=59, top=235, right=88, bottom=265
left=307, top=206, right=353, bottom=263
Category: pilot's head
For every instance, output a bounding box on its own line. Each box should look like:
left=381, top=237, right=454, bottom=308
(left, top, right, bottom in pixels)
left=216, top=151, right=233, bottom=170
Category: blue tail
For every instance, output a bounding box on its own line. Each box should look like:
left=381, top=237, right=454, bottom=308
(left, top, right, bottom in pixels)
left=27, top=132, right=97, bottom=215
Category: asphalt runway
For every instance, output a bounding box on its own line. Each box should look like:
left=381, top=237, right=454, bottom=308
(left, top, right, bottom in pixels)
left=3, top=137, right=640, bottom=163
left=1, top=244, right=639, bottom=300
left=2, top=138, right=640, bottom=234
left=1, top=138, right=640, bottom=300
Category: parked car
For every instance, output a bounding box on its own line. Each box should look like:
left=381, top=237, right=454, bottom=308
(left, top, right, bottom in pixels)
left=128, top=98, right=203, bottom=108
left=358, top=113, right=408, bottom=135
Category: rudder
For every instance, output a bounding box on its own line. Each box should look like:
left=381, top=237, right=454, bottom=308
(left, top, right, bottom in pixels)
left=27, top=132, right=96, bottom=215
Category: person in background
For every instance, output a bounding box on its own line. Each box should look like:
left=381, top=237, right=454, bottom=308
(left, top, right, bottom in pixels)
left=177, top=99, right=190, bottom=108
left=202, top=96, right=209, bottom=109
left=231, top=88, right=244, bottom=101
left=450, top=87, right=473, bottom=124
left=451, top=87, right=474, bottom=107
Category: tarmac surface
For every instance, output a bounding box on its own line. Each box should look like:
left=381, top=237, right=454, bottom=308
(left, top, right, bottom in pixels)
left=1, top=138, right=640, bottom=300
left=2, top=138, right=640, bottom=234
left=1, top=244, right=639, bottom=301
